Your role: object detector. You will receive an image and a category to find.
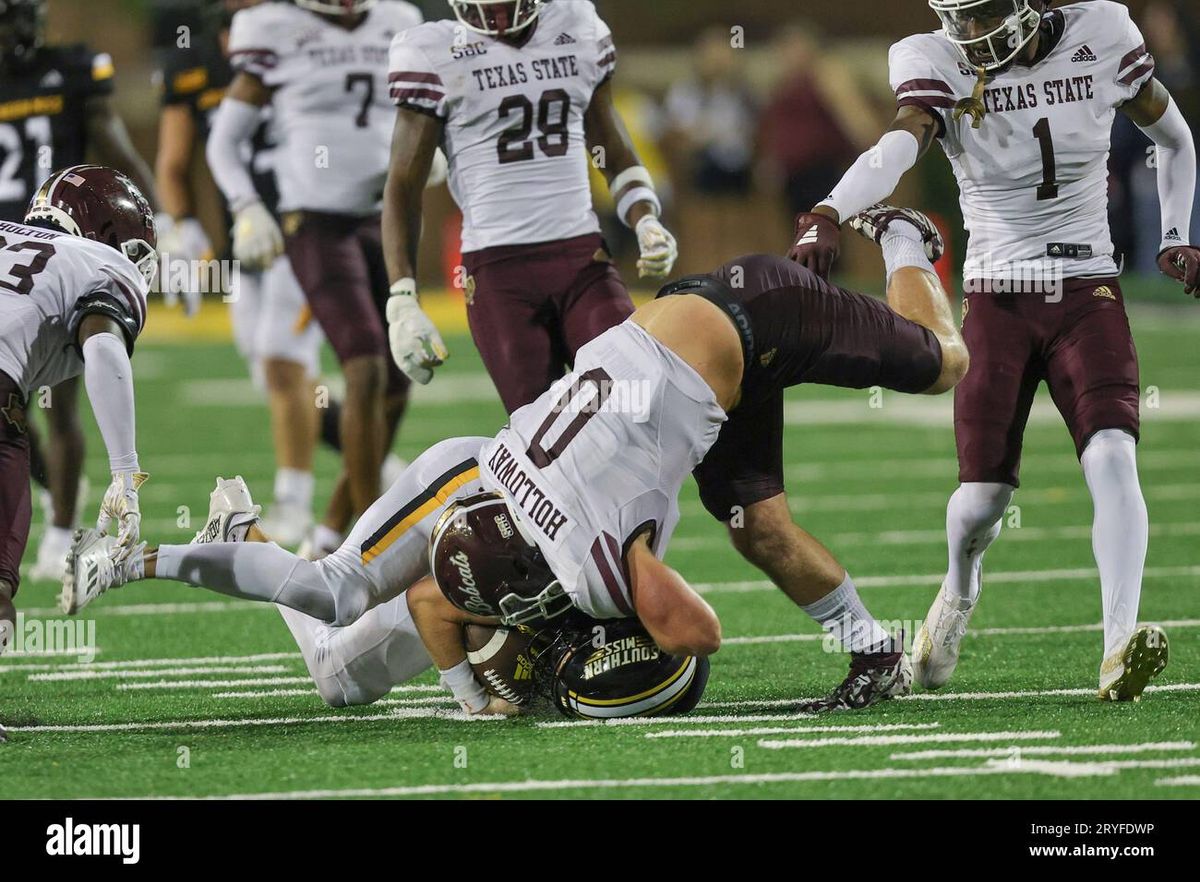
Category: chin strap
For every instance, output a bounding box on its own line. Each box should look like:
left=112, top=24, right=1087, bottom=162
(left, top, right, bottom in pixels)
left=953, top=67, right=989, bottom=129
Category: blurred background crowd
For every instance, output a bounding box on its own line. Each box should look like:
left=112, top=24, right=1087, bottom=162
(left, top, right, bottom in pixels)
left=31, top=0, right=1200, bottom=291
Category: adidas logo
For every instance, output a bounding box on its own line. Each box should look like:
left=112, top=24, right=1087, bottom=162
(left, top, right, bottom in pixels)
left=1165, top=227, right=1182, bottom=242
left=1071, top=44, right=1097, bottom=63
left=554, top=32, right=577, bottom=45
left=795, top=224, right=820, bottom=248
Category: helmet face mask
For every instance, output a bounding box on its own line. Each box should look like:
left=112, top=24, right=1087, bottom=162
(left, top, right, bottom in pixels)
left=929, top=0, right=1042, bottom=72
left=293, top=0, right=376, bottom=18
left=449, top=0, right=542, bottom=38
left=0, top=0, right=45, bottom=73
left=430, top=492, right=569, bottom=627
left=24, top=165, right=159, bottom=285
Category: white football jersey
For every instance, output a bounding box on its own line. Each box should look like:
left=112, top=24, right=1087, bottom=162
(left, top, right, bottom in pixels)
left=388, top=1, right=616, bottom=252
left=228, top=0, right=424, bottom=216
left=0, top=220, right=148, bottom=396
left=890, top=1, right=1155, bottom=280
left=478, top=322, right=725, bottom=619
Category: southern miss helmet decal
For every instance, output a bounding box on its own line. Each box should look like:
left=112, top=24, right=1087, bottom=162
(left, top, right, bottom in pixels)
left=533, top=618, right=710, bottom=720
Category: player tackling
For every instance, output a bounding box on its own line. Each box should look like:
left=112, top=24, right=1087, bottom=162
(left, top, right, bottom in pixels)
left=788, top=0, right=1198, bottom=700
left=0, top=165, right=155, bottom=656
left=64, top=204, right=967, bottom=713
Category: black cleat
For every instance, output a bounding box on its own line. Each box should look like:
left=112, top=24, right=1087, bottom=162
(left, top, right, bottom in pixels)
left=798, top=647, right=913, bottom=714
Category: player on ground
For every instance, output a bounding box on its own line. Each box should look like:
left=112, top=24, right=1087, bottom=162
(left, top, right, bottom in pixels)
left=787, top=0, right=1197, bottom=701
left=206, top=0, right=423, bottom=558
left=65, top=206, right=968, bottom=712
left=0, top=165, right=155, bottom=656
left=382, top=0, right=678, bottom=411
left=155, top=0, right=369, bottom=546
left=0, top=0, right=159, bottom=581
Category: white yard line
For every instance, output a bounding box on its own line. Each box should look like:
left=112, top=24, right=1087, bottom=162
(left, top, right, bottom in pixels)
left=891, top=742, right=1196, bottom=760
left=210, top=684, right=442, bottom=699
left=758, top=730, right=1061, bottom=750
left=695, top=565, right=1200, bottom=594
left=722, top=619, right=1200, bottom=646
left=118, top=676, right=315, bottom=690
left=29, top=665, right=289, bottom=682
left=644, top=722, right=941, bottom=739
left=899, top=682, right=1200, bottom=701
left=1155, top=776, right=1200, bottom=787
left=20, top=600, right=261, bottom=618
left=0, top=651, right=297, bottom=673
left=5, top=706, right=506, bottom=734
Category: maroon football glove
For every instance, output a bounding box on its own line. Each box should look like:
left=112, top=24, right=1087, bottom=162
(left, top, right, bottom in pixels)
left=787, top=211, right=841, bottom=279
left=1158, top=245, right=1200, bottom=297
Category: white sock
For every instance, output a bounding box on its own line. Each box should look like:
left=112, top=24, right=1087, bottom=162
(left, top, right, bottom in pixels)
left=1081, top=429, right=1146, bottom=660
left=801, top=573, right=892, bottom=653
left=153, top=542, right=337, bottom=621
left=944, top=482, right=1012, bottom=603
left=881, top=222, right=935, bottom=279
left=41, top=525, right=74, bottom=549
left=440, top=659, right=489, bottom=713
left=274, top=468, right=314, bottom=510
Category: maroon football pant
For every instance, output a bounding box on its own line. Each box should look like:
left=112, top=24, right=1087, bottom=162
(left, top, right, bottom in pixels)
left=955, top=277, right=1140, bottom=486
left=0, top=372, right=31, bottom=594
left=284, top=211, right=409, bottom=396
left=462, top=233, right=634, bottom=414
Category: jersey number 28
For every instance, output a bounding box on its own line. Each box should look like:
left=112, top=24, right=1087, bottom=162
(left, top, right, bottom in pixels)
left=496, top=89, right=570, bottom=165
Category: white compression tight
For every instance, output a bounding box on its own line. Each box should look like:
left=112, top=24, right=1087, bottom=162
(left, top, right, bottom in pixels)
left=1080, top=429, right=1147, bottom=659
left=276, top=594, right=432, bottom=708
left=943, top=482, right=1013, bottom=604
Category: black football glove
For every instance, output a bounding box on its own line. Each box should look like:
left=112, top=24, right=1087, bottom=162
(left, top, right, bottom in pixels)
left=1158, top=245, right=1200, bottom=297
left=787, top=211, right=841, bottom=279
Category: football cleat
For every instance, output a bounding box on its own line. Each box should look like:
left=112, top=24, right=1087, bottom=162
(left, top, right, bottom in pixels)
left=60, top=528, right=139, bottom=615
left=798, top=645, right=913, bottom=713
left=1098, top=625, right=1169, bottom=702
left=913, top=584, right=977, bottom=689
left=191, top=476, right=261, bottom=544
left=259, top=502, right=311, bottom=549
left=848, top=203, right=945, bottom=262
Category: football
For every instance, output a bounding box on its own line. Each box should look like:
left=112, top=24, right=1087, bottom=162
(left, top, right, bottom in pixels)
left=463, top=624, right=536, bottom=706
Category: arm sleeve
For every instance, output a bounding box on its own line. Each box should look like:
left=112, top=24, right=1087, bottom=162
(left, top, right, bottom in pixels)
left=819, top=129, right=921, bottom=223
left=1138, top=95, right=1197, bottom=250
left=1114, top=7, right=1157, bottom=103
left=205, top=98, right=264, bottom=212
left=888, top=39, right=953, bottom=138
left=81, top=332, right=139, bottom=473
left=388, top=32, right=448, bottom=119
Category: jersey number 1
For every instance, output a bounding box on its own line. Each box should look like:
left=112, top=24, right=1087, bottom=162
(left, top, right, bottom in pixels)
left=1033, top=117, right=1059, bottom=201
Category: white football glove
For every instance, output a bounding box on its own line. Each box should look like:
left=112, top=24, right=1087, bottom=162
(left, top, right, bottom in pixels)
left=635, top=214, right=678, bottom=279
left=231, top=200, right=284, bottom=272
left=155, top=215, right=213, bottom=316
left=386, top=279, right=448, bottom=385
left=426, top=148, right=449, bottom=189
left=97, top=470, right=149, bottom=561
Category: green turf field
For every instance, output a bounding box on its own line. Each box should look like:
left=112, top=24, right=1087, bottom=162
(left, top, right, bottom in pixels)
left=2, top=290, right=1198, bottom=799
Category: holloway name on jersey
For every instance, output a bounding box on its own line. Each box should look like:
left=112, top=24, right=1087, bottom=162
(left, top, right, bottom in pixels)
left=228, top=0, right=423, bottom=216
left=890, top=0, right=1155, bottom=281
left=387, top=0, right=616, bottom=252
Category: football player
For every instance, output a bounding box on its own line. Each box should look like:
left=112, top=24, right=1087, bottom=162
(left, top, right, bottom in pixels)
left=382, top=0, right=678, bottom=412
left=0, top=165, right=156, bottom=656
left=0, top=0, right=159, bottom=581
left=788, top=0, right=1197, bottom=700
left=65, top=205, right=968, bottom=712
left=206, top=0, right=424, bottom=558
left=155, top=0, right=353, bottom=546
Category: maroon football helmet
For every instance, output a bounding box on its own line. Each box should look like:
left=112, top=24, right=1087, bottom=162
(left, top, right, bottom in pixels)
left=25, top=165, right=157, bottom=283
left=430, top=491, right=571, bottom=626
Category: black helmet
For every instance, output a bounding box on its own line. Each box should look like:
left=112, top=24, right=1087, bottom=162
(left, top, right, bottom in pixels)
left=536, top=618, right=710, bottom=720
